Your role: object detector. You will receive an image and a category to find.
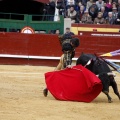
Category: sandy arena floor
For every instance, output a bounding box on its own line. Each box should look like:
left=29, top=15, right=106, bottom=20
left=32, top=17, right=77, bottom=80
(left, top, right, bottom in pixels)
left=0, top=65, right=120, bottom=120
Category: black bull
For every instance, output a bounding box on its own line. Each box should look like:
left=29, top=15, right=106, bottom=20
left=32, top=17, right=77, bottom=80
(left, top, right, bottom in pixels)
left=76, top=53, right=120, bottom=102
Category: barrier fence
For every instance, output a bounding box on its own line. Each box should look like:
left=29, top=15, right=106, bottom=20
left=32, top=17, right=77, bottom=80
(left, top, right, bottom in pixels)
left=0, top=12, right=64, bottom=34
left=0, top=33, right=120, bottom=66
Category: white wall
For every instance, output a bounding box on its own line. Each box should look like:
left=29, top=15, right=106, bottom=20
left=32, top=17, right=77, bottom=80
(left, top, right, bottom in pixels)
left=64, top=18, right=72, bottom=33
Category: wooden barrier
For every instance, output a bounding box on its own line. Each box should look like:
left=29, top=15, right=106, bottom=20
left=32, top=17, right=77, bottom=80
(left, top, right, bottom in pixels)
left=71, top=24, right=120, bottom=35
left=0, top=32, right=120, bottom=66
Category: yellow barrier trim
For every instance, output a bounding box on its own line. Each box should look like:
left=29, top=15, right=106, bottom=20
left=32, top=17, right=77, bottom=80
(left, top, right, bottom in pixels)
left=71, top=27, right=120, bottom=35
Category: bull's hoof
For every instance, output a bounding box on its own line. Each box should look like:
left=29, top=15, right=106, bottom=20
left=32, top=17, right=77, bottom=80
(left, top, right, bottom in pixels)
left=118, top=96, right=120, bottom=100
left=108, top=99, right=113, bottom=103
left=43, top=89, right=48, bottom=97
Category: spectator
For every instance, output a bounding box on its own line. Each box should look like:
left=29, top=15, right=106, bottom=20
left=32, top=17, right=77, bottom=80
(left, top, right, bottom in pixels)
left=75, top=0, right=82, bottom=4
left=58, top=27, right=75, bottom=46
left=86, top=0, right=93, bottom=10
left=106, top=12, right=115, bottom=24
left=55, top=29, right=60, bottom=35
left=113, top=0, right=118, bottom=3
left=56, top=0, right=65, bottom=16
left=112, top=2, right=117, bottom=8
left=76, top=5, right=85, bottom=23
left=76, top=0, right=87, bottom=7
left=101, top=6, right=108, bottom=19
left=103, top=2, right=107, bottom=11
left=115, top=11, right=120, bottom=25
left=89, top=0, right=99, bottom=21
left=96, top=0, right=104, bottom=11
left=105, top=0, right=112, bottom=12
left=66, top=5, right=77, bottom=23
left=44, top=0, right=56, bottom=21
left=118, top=0, right=120, bottom=11
left=82, top=0, right=87, bottom=7
left=81, top=9, right=93, bottom=23
left=66, top=0, right=75, bottom=6
left=75, top=1, right=84, bottom=11
left=112, top=7, right=118, bottom=21
left=56, top=0, right=64, bottom=9
left=48, top=30, right=55, bottom=34
left=66, top=0, right=75, bottom=9
left=94, top=12, right=106, bottom=24
left=64, top=27, right=75, bottom=36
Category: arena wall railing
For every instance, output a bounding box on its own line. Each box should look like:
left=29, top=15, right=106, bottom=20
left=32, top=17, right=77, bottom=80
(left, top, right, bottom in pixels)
left=0, top=12, right=64, bottom=34
left=0, top=33, right=120, bottom=66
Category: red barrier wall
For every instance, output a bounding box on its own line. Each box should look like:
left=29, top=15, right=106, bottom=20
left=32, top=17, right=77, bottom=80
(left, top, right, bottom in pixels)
left=0, top=33, right=62, bottom=56
left=0, top=32, right=120, bottom=66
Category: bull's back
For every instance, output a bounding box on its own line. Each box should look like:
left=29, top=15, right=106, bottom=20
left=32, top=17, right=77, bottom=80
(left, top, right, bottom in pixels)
left=92, top=59, right=111, bottom=75
left=76, top=53, right=111, bottom=75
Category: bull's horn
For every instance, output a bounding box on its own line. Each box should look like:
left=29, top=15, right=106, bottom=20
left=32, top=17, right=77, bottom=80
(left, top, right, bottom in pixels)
left=96, top=75, right=99, bottom=77
left=84, top=59, right=92, bottom=67
left=107, top=72, right=116, bottom=77
left=96, top=72, right=116, bottom=77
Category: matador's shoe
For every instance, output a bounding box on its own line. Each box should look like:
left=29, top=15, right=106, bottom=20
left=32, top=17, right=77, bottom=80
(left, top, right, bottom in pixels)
left=43, top=88, right=48, bottom=97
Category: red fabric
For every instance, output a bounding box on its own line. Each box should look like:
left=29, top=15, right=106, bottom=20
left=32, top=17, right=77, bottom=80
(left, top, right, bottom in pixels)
left=45, top=65, right=103, bottom=102
left=33, top=0, right=49, bottom=4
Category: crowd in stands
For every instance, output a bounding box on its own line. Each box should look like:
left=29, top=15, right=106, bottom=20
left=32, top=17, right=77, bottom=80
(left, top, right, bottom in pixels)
left=44, top=0, right=120, bottom=25
left=48, top=27, right=73, bottom=35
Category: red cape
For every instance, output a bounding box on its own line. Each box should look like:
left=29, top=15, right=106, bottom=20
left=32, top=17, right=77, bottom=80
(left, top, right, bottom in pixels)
left=45, top=65, right=103, bottom=102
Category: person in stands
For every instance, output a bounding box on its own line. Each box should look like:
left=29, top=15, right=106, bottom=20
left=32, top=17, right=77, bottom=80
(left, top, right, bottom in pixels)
left=81, top=9, right=93, bottom=24
left=100, top=6, right=108, bottom=19
left=112, top=7, right=118, bottom=22
left=115, top=11, right=120, bottom=25
left=105, top=0, right=112, bottom=12
left=64, top=27, right=75, bottom=35
left=66, top=0, right=75, bottom=10
left=106, top=12, right=115, bottom=24
left=86, top=0, right=93, bottom=10
left=89, top=0, right=99, bottom=21
left=76, top=5, right=85, bottom=23
left=94, top=12, right=105, bottom=24
left=55, top=29, right=60, bottom=35
left=44, top=0, right=56, bottom=21
left=96, top=0, right=104, bottom=11
left=118, top=0, right=120, bottom=12
left=66, top=5, right=77, bottom=23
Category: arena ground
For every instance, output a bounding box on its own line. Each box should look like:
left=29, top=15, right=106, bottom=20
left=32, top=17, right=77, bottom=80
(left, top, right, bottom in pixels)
left=0, top=65, right=120, bottom=120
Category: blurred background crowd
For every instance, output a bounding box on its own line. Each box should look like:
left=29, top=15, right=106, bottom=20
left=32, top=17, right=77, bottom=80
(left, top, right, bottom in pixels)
left=43, top=0, right=120, bottom=25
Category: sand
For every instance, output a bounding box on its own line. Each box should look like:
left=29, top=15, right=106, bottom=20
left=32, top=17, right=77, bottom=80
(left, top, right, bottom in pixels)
left=0, top=65, right=120, bottom=120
